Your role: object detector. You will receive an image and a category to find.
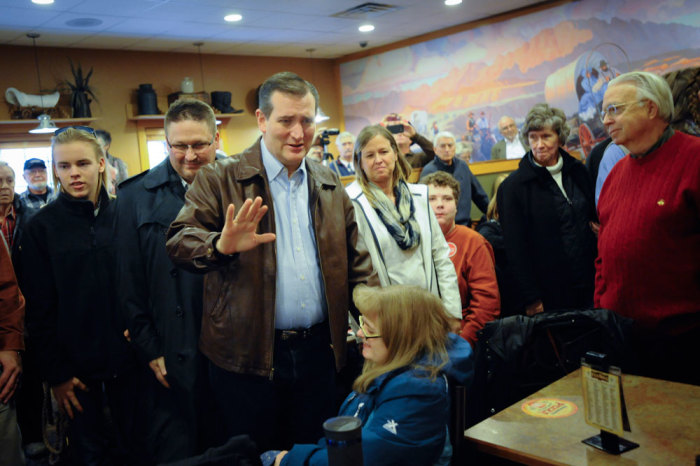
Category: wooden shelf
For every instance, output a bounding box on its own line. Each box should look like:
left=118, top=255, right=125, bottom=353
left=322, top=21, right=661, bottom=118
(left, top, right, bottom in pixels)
left=0, top=117, right=98, bottom=126
left=125, top=103, right=243, bottom=124
left=128, top=113, right=243, bottom=122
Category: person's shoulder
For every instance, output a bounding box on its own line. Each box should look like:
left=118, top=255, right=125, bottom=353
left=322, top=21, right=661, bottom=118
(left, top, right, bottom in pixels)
left=381, top=366, right=446, bottom=399
left=420, top=159, right=439, bottom=175
left=25, top=197, right=59, bottom=227
left=307, top=159, right=342, bottom=187
left=453, top=224, right=490, bottom=248
left=453, top=157, right=474, bottom=174
left=475, top=219, right=501, bottom=235
left=454, top=223, right=481, bottom=239
left=345, top=180, right=363, bottom=199
left=408, top=182, right=428, bottom=197
left=117, top=169, right=149, bottom=193
left=673, top=131, right=700, bottom=153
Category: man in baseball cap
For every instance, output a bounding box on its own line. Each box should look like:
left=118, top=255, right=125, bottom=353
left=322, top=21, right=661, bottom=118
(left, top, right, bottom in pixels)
left=20, top=158, right=55, bottom=209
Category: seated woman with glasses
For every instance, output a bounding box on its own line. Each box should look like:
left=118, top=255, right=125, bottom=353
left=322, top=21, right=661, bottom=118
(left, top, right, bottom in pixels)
left=19, top=126, right=140, bottom=464
left=269, top=285, right=474, bottom=466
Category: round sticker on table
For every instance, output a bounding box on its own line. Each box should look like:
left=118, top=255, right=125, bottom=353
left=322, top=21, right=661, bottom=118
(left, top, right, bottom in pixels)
left=521, top=398, right=578, bottom=418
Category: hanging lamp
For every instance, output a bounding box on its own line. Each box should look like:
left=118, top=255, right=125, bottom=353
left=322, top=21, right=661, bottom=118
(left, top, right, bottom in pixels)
left=27, top=33, right=58, bottom=134
left=194, top=42, right=221, bottom=125
left=306, top=48, right=330, bottom=123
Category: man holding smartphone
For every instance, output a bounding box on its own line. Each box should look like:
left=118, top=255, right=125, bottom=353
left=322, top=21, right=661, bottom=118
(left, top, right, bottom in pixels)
left=381, top=114, right=433, bottom=168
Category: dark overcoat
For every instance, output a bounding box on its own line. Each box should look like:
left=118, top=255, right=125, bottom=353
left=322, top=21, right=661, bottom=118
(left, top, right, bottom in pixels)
left=497, top=149, right=597, bottom=313
left=115, top=158, right=204, bottom=390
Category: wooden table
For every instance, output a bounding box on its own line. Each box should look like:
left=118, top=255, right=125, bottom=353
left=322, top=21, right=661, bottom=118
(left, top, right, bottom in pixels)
left=464, top=369, right=700, bottom=465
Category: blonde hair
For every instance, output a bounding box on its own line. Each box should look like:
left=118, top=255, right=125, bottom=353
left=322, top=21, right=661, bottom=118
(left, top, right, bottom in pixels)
left=353, top=125, right=412, bottom=206
left=51, top=128, right=109, bottom=199
left=352, top=285, right=451, bottom=393
left=486, top=173, right=509, bottom=221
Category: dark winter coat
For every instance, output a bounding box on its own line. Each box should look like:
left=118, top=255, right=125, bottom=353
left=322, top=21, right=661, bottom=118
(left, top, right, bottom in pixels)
left=21, top=188, right=134, bottom=385
left=475, top=220, right=518, bottom=317
left=497, top=150, right=597, bottom=313
left=114, top=158, right=204, bottom=392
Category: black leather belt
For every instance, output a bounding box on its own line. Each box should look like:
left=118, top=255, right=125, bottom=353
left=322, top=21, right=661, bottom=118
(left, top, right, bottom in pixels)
left=276, top=321, right=327, bottom=341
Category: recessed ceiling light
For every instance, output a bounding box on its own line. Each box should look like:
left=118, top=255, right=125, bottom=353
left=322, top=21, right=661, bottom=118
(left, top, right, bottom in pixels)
left=32, top=0, right=54, bottom=4
left=358, top=24, right=375, bottom=33
left=224, top=14, right=242, bottom=22
left=445, top=0, right=462, bottom=5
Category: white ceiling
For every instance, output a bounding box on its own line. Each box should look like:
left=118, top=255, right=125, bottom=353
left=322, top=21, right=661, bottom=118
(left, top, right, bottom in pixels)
left=0, top=0, right=542, bottom=58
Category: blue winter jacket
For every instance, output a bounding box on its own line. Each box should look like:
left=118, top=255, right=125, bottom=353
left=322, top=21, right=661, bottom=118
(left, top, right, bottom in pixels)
left=281, top=333, right=474, bottom=466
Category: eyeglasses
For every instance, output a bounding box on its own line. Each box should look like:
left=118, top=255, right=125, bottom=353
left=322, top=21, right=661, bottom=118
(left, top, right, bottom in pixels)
left=359, top=316, right=381, bottom=339
left=167, top=139, right=214, bottom=154
left=54, top=125, right=97, bottom=137
left=600, top=100, right=645, bottom=122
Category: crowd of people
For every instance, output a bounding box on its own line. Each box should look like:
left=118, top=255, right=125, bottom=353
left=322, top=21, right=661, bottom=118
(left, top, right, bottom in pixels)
left=0, top=67, right=698, bottom=466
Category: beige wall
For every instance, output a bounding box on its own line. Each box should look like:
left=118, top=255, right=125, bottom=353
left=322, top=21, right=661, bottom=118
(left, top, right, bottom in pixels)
left=0, top=44, right=341, bottom=175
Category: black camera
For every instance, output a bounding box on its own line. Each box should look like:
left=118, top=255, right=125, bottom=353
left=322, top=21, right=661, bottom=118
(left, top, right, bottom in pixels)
left=387, top=124, right=404, bottom=134
left=320, top=129, right=340, bottom=161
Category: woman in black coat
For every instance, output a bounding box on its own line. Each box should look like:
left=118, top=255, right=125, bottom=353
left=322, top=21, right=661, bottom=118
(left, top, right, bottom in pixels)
left=496, top=104, right=597, bottom=315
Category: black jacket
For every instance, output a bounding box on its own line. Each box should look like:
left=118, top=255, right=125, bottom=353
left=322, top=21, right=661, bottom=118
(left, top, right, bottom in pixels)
left=475, top=219, right=517, bottom=317
left=114, top=159, right=203, bottom=392
left=10, top=195, right=38, bottom=279
left=21, top=188, right=133, bottom=385
left=497, top=150, right=597, bottom=313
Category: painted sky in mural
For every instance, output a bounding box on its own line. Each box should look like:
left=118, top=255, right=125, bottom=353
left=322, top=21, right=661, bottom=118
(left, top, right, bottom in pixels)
left=339, top=0, right=700, bottom=161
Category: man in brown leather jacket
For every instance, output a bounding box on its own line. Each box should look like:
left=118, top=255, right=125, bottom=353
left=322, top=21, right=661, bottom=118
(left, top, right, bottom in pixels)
left=166, top=72, right=376, bottom=452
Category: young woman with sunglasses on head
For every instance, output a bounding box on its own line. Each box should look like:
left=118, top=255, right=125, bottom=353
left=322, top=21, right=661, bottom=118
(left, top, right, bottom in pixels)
left=20, top=127, right=141, bottom=465
left=270, top=285, right=474, bottom=466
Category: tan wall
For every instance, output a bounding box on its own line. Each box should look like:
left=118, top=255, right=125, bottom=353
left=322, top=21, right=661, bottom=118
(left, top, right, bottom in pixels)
left=0, top=44, right=341, bottom=175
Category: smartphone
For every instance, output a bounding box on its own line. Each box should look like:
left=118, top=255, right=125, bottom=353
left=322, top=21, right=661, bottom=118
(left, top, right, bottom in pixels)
left=387, top=124, right=404, bottom=134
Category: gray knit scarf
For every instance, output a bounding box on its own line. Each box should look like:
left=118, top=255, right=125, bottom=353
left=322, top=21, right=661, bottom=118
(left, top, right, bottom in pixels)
left=368, top=180, right=421, bottom=251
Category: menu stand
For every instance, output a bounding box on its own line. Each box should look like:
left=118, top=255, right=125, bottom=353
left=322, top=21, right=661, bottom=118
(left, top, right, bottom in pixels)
left=580, top=352, right=639, bottom=455
left=583, top=429, right=638, bottom=454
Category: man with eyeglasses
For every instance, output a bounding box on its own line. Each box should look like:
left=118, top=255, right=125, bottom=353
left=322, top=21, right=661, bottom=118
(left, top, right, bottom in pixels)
left=166, top=72, right=377, bottom=453
left=596, top=71, right=700, bottom=386
left=491, top=116, right=526, bottom=160
left=113, top=99, right=220, bottom=462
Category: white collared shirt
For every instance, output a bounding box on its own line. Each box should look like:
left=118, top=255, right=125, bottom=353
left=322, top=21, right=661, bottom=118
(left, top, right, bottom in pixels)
left=505, top=137, right=526, bottom=159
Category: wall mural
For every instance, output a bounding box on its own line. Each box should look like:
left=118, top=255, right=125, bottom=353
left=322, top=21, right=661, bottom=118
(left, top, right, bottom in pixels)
left=339, top=0, right=700, bottom=162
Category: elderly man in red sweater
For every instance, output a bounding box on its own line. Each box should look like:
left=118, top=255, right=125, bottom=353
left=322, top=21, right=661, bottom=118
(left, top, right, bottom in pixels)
left=423, top=171, right=500, bottom=347
left=596, top=71, right=700, bottom=385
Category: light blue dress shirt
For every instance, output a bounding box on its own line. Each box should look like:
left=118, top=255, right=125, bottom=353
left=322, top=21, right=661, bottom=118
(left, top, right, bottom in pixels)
left=261, top=140, right=326, bottom=329
left=595, top=143, right=627, bottom=206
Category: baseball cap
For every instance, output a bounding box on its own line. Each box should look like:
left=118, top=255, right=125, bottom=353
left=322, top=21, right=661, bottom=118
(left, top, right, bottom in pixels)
left=24, top=158, right=47, bottom=170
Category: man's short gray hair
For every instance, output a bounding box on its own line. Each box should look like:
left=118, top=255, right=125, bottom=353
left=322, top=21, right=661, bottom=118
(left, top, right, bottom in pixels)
left=521, top=103, right=570, bottom=146
left=335, top=131, right=355, bottom=149
left=608, top=71, right=674, bottom=122
left=0, top=161, right=15, bottom=177
left=433, top=130, right=457, bottom=147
